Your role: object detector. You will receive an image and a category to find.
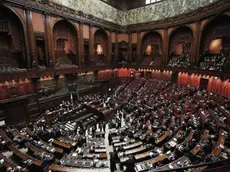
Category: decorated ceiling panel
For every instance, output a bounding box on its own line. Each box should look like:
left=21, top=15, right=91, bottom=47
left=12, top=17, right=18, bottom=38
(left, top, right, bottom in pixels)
left=52, top=0, right=219, bottom=25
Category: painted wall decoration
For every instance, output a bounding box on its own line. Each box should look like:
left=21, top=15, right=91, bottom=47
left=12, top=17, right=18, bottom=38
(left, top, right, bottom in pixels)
left=52, top=0, right=219, bottom=25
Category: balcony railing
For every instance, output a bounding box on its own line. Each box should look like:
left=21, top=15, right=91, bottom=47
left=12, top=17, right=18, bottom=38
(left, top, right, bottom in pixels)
left=0, top=65, right=230, bottom=82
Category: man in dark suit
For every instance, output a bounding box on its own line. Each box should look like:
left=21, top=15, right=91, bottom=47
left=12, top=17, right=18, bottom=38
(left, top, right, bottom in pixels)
left=187, top=139, right=196, bottom=150
left=110, top=152, right=116, bottom=172
left=203, top=139, right=213, bottom=154
left=124, top=156, right=135, bottom=172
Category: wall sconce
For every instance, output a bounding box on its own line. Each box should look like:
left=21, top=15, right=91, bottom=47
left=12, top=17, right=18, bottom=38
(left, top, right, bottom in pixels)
left=146, top=45, right=152, bottom=55
left=96, top=44, right=103, bottom=55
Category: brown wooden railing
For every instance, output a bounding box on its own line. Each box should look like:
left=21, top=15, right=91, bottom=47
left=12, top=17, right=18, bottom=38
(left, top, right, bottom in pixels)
left=0, top=65, right=230, bottom=82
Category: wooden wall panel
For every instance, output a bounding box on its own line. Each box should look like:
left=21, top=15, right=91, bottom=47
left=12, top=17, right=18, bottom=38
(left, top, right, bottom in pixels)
left=112, top=32, right=115, bottom=43
left=0, top=81, right=35, bottom=100
left=118, top=34, right=128, bottom=43
left=132, top=33, right=137, bottom=43
left=83, top=24, right=89, bottom=39
left=0, top=85, right=9, bottom=100
left=32, top=12, right=45, bottom=33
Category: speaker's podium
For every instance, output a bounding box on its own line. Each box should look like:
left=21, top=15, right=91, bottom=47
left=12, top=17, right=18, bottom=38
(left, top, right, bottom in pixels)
left=1, top=96, right=29, bottom=125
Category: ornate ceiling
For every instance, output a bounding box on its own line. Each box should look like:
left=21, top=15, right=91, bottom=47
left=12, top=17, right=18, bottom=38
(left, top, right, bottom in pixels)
left=53, top=0, right=219, bottom=25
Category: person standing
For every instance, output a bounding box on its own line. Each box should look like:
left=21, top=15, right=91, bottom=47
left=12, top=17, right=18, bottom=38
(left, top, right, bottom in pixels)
left=110, top=152, right=116, bottom=172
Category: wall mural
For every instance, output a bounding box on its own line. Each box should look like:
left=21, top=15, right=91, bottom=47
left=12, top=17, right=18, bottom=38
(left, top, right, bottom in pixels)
left=52, top=0, right=219, bottom=25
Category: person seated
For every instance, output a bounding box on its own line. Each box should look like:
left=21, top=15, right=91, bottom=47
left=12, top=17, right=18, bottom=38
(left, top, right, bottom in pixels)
left=186, top=139, right=196, bottom=150
left=203, top=139, right=213, bottom=154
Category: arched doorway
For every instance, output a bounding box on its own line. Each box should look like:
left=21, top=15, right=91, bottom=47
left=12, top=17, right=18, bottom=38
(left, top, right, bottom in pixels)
left=53, top=20, right=78, bottom=68
left=94, top=29, right=108, bottom=65
left=0, top=6, right=26, bottom=68
left=141, top=31, right=162, bottom=66
left=118, top=41, right=128, bottom=63
left=199, top=15, right=230, bottom=71
left=168, top=26, right=193, bottom=67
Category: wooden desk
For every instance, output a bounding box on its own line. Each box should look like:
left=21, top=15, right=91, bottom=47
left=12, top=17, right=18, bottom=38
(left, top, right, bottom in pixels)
left=49, top=164, right=68, bottom=171
left=125, top=146, right=146, bottom=155
left=123, top=141, right=142, bottom=150
left=0, top=128, right=12, bottom=144
left=112, top=136, right=120, bottom=140
left=0, top=153, right=18, bottom=169
left=8, top=144, right=29, bottom=161
left=94, top=148, right=106, bottom=153
left=59, top=137, right=76, bottom=146
left=135, top=154, right=168, bottom=172
left=99, top=153, right=108, bottom=159
left=156, top=131, right=169, bottom=144
left=1, top=159, right=16, bottom=169
left=8, top=144, right=43, bottom=166
left=25, top=142, right=38, bottom=153
left=157, top=156, right=190, bottom=171
left=186, top=130, right=193, bottom=141
left=25, top=142, right=54, bottom=159
left=191, top=145, right=201, bottom=155
left=52, top=140, right=71, bottom=149
left=150, top=154, right=168, bottom=164
left=25, top=128, right=36, bottom=137
left=212, top=146, right=222, bottom=157
left=114, top=139, right=135, bottom=147
left=135, top=151, right=151, bottom=160
left=192, top=166, right=207, bottom=172
left=112, top=139, right=120, bottom=144
left=40, top=140, right=63, bottom=154
left=114, top=142, right=127, bottom=147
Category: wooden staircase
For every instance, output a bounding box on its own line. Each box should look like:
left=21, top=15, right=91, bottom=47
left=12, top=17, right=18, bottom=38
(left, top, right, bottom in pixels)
left=141, top=57, right=152, bottom=65
left=141, top=56, right=162, bottom=66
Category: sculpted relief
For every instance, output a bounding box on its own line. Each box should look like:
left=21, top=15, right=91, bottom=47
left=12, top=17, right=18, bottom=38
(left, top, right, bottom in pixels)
left=52, top=0, right=219, bottom=25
